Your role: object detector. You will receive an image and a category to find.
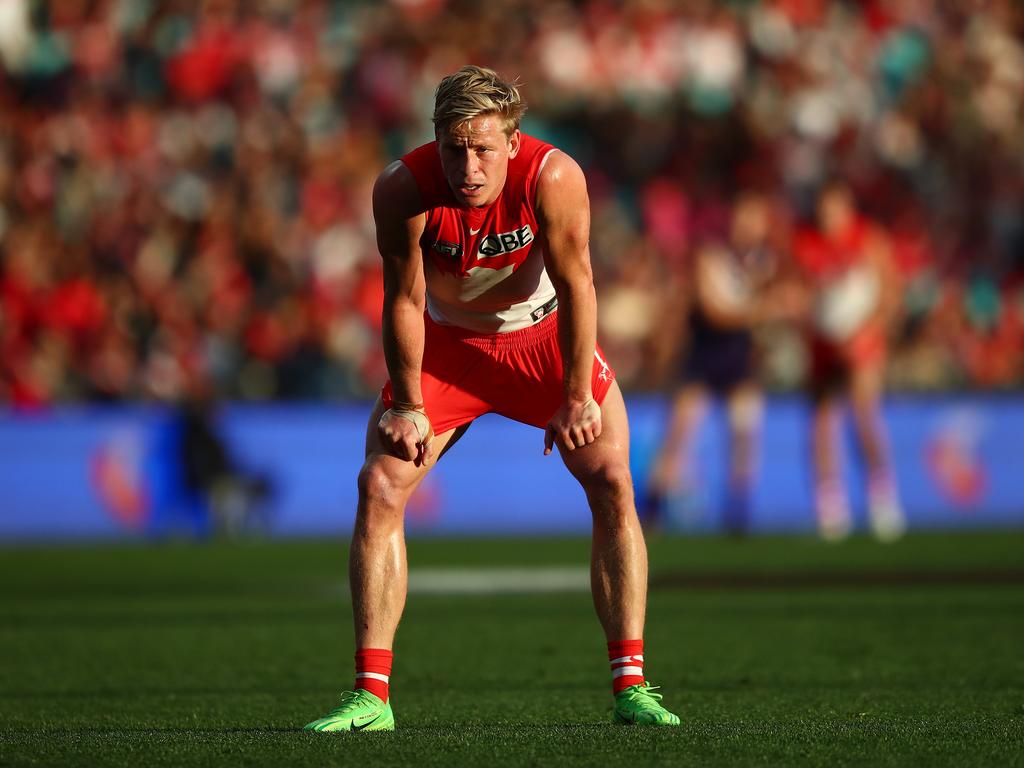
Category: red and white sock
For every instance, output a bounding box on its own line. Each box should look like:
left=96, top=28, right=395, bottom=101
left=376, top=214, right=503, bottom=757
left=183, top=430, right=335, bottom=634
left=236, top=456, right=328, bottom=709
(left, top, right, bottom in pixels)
left=608, top=639, right=644, bottom=694
left=354, top=648, right=393, bottom=703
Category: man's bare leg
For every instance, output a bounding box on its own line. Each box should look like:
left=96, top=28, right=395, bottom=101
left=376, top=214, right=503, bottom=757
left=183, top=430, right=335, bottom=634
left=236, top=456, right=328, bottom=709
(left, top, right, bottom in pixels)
left=350, top=397, right=468, bottom=649
left=848, top=364, right=887, bottom=476
left=724, top=382, right=763, bottom=534
left=811, top=391, right=851, bottom=540
left=559, top=381, right=679, bottom=725
left=560, top=382, right=645, bottom=642
left=304, top=399, right=469, bottom=731
left=645, top=384, right=708, bottom=523
left=849, top=364, right=905, bottom=540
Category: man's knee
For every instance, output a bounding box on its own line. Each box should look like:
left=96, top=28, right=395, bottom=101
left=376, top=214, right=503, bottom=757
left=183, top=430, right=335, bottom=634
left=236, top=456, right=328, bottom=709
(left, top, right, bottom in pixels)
left=728, top=390, right=762, bottom=434
left=357, top=459, right=411, bottom=520
left=580, top=460, right=634, bottom=508
left=850, top=395, right=880, bottom=433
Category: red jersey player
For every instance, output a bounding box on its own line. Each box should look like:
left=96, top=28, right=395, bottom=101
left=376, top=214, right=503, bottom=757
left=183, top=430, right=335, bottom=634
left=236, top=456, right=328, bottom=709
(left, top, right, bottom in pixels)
left=303, top=66, right=679, bottom=731
left=794, top=181, right=906, bottom=541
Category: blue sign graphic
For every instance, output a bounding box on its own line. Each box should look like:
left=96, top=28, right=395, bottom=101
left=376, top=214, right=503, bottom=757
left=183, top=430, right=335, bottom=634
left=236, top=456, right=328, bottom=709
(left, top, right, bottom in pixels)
left=0, top=398, right=1021, bottom=540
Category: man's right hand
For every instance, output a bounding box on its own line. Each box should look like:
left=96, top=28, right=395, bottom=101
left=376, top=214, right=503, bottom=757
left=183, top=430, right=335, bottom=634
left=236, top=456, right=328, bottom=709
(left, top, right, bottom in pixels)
left=378, top=403, right=434, bottom=467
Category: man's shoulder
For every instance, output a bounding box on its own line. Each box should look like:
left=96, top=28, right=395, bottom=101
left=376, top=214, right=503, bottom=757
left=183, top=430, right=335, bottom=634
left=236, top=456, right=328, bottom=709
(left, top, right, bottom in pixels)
left=506, top=134, right=578, bottom=212
left=395, top=140, right=455, bottom=211
left=515, top=133, right=561, bottom=172
left=533, top=146, right=579, bottom=180
left=531, top=145, right=585, bottom=203
left=400, top=140, right=440, bottom=170
left=372, top=160, right=423, bottom=219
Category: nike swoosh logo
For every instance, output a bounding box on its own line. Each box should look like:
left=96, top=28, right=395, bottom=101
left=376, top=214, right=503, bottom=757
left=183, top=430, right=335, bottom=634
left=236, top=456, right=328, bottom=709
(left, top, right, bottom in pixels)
left=469, top=227, right=481, bottom=235
left=351, top=714, right=382, bottom=731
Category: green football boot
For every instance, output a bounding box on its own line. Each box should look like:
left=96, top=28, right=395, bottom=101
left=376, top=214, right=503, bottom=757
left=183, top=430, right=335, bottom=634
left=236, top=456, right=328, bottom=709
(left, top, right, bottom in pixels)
left=303, top=689, right=395, bottom=732
left=612, top=682, right=681, bottom=726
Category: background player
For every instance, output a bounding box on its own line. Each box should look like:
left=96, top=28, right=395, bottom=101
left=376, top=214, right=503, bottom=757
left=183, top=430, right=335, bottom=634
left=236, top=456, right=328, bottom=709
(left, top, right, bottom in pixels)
left=304, top=66, right=679, bottom=731
left=645, top=192, right=797, bottom=534
left=794, top=180, right=906, bottom=541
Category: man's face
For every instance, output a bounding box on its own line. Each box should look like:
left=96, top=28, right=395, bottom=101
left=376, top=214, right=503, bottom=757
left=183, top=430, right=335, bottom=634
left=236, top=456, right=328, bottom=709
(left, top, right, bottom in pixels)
left=818, top=187, right=854, bottom=236
left=731, top=195, right=769, bottom=249
left=437, top=114, right=520, bottom=207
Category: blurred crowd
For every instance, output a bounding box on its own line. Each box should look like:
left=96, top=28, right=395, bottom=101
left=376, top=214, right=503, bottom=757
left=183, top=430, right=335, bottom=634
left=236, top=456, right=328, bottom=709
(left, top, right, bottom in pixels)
left=0, top=0, right=1021, bottom=405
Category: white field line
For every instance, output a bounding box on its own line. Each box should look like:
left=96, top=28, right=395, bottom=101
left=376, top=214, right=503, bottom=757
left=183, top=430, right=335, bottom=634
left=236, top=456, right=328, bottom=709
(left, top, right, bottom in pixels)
left=407, top=566, right=590, bottom=594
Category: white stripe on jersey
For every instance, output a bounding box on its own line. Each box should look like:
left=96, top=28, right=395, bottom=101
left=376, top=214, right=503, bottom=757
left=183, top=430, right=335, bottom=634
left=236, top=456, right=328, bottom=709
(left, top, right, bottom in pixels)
left=536, top=148, right=558, bottom=176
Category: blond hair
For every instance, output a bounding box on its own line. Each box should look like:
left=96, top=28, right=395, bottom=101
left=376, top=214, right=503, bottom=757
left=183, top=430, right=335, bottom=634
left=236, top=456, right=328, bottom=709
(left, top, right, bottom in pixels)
left=432, top=65, right=526, bottom=137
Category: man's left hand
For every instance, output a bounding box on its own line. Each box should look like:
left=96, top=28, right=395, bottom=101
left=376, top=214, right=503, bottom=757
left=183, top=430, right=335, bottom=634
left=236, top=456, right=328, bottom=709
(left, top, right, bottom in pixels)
left=544, top=397, right=602, bottom=455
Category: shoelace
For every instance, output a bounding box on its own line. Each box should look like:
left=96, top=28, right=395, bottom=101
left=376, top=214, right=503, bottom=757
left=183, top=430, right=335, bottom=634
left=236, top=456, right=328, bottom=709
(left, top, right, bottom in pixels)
left=622, top=683, right=664, bottom=708
left=327, top=690, right=372, bottom=716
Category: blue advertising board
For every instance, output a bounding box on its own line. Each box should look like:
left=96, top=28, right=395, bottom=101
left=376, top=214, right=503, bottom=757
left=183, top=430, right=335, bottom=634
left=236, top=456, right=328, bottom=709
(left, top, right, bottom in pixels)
left=0, top=397, right=1021, bottom=540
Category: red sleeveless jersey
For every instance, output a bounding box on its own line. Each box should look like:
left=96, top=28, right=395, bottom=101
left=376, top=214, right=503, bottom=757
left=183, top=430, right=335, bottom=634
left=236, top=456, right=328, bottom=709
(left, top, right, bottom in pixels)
left=401, top=133, right=559, bottom=333
left=795, top=217, right=884, bottom=344
left=793, top=217, right=871, bottom=279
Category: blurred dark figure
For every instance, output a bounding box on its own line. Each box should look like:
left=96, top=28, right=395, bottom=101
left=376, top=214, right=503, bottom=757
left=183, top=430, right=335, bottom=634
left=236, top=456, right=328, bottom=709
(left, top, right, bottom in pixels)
left=645, top=192, right=800, bottom=534
left=179, top=397, right=274, bottom=538
left=793, top=181, right=905, bottom=542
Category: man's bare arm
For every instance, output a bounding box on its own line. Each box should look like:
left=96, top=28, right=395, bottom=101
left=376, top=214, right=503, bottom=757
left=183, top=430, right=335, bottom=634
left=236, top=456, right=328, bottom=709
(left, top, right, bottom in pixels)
left=865, top=225, right=901, bottom=332
left=694, top=244, right=753, bottom=329
left=372, top=160, right=432, bottom=464
left=536, top=151, right=601, bottom=454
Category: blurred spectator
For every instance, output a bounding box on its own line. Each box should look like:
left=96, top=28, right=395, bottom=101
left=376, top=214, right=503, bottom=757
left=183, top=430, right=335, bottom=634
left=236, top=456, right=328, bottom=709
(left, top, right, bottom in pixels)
left=0, top=0, right=1021, bottom=407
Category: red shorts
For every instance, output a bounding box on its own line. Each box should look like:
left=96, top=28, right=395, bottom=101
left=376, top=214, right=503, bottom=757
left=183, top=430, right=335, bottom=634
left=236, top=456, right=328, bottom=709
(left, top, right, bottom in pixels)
left=382, top=311, right=616, bottom=435
left=809, top=323, right=886, bottom=393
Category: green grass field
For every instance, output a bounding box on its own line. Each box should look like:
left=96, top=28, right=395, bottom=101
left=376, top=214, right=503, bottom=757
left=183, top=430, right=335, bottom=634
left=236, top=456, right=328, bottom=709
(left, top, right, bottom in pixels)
left=2, top=532, right=1022, bottom=767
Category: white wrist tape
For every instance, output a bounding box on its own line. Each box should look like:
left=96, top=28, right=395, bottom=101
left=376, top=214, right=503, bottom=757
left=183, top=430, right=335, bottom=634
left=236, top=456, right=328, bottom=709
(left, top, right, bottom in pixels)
left=389, top=408, right=432, bottom=443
